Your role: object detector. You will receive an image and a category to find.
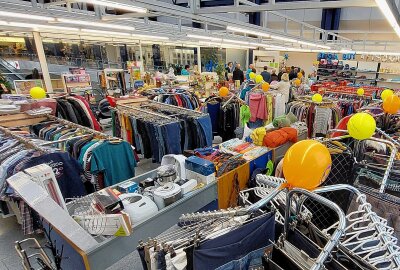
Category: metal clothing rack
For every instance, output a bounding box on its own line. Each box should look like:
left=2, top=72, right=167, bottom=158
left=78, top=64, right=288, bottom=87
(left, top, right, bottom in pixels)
left=116, top=103, right=173, bottom=120
left=0, top=126, right=47, bottom=153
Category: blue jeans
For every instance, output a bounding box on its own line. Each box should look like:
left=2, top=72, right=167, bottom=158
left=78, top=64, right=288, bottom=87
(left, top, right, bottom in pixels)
left=215, top=246, right=269, bottom=270
left=156, top=125, right=166, bottom=159
left=193, top=213, right=275, bottom=269
left=145, top=123, right=160, bottom=162
left=162, top=122, right=182, bottom=154
left=196, top=116, right=213, bottom=147
left=130, top=117, right=144, bottom=154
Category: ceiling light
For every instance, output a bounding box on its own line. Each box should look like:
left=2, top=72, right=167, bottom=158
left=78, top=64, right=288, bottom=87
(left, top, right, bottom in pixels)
left=198, top=41, right=256, bottom=49
left=270, top=35, right=298, bottom=43
left=80, top=0, right=147, bottom=13
left=226, top=25, right=270, bottom=38
left=340, top=49, right=355, bottom=54
left=316, top=44, right=331, bottom=50
left=81, top=28, right=131, bottom=36
left=375, top=0, right=400, bottom=37
left=6, top=22, right=78, bottom=31
left=0, top=11, right=54, bottom=21
left=187, top=34, right=221, bottom=41
left=297, top=40, right=315, bottom=47
left=223, top=39, right=250, bottom=45
left=56, top=18, right=135, bottom=31
left=132, top=33, right=169, bottom=40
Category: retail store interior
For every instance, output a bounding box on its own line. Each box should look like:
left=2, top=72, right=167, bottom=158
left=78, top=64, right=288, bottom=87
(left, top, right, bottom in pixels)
left=0, top=0, right=400, bottom=269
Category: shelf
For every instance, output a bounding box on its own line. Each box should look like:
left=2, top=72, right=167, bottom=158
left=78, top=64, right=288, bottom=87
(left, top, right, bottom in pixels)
left=377, top=80, right=400, bottom=84
left=356, top=70, right=378, bottom=74
left=378, top=72, right=400, bottom=76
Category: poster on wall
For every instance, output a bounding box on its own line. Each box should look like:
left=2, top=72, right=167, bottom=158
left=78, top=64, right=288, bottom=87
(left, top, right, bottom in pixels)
left=14, top=79, right=43, bottom=95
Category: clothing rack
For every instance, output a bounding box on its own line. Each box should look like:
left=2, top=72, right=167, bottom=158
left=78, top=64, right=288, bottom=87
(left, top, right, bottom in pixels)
left=0, top=126, right=47, bottom=153
left=116, top=103, right=173, bottom=120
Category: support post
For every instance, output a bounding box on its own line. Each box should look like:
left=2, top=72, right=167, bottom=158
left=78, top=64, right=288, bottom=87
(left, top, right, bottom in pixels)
left=139, top=41, right=144, bottom=73
left=197, top=46, right=202, bottom=73
left=32, top=32, right=53, bottom=93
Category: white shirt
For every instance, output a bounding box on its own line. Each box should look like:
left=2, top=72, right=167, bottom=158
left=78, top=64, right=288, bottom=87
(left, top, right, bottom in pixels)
left=271, top=81, right=291, bottom=103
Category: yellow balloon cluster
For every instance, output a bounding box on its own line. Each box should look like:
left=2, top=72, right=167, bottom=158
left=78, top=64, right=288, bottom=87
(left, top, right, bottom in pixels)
left=30, top=87, right=46, bottom=99
left=249, top=72, right=256, bottom=80
left=282, top=140, right=332, bottom=190
left=255, top=74, right=264, bottom=84
left=297, top=72, right=303, bottom=79
left=312, top=93, right=323, bottom=103
left=347, top=113, right=376, bottom=140
left=381, top=89, right=394, bottom=101
left=357, top=88, right=364, bottom=96
left=294, top=78, right=301, bottom=87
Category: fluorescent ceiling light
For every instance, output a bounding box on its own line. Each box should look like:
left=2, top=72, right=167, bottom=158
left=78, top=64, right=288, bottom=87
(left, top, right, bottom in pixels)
left=187, top=34, right=221, bottom=41
left=80, top=0, right=147, bottom=13
left=132, top=33, right=169, bottom=40
left=297, top=40, right=315, bottom=46
left=0, top=11, right=54, bottom=21
left=56, top=18, right=135, bottom=31
left=375, top=0, right=400, bottom=37
left=223, top=39, right=252, bottom=45
left=270, top=35, right=298, bottom=43
left=81, top=28, right=130, bottom=36
left=6, top=22, right=78, bottom=31
left=227, top=25, right=270, bottom=38
left=199, top=41, right=256, bottom=49
left=340, top=49, right=355, bottom=54
left=316, top=44, right=331, bottom=50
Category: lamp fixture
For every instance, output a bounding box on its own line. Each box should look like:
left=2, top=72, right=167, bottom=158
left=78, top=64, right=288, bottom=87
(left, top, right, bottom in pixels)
left=81, top=28, right=131, bottom=36
left=226, top=26, right=270, bottom=38
left=187, top=34, right=222, bottom=41
left=80, top=0, right=147, bottom=13
left=375, top=0, right=400, bottom=37
left=132, top=33, right=169, bottom=40
left=1, top=21, right=79, bottom=31
left=198, top=41, right=257, bottom=50
left=56, top=18, right=135, bottom=31
left=270, top=35, right=298, bottom=43
left=0, top=11, right=54, bottom=21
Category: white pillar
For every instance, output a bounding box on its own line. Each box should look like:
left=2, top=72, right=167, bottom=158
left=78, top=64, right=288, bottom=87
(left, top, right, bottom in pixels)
left=139, top=41, right=144, bottom=73
left=32, top=32, right=53, bottom=93
left=197, top=46, right=202, bottom=73
left=246, top=49, right=249, bottom=69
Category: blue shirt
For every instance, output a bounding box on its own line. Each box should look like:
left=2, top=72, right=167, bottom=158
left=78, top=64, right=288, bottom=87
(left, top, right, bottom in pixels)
left=181, top=69, right=190, bottom=75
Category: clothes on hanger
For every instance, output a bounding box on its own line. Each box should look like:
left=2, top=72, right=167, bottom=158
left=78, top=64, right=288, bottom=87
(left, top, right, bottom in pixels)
left=286, top=99, right=341, bottom=137
left=147, top=90, right=200, bottom=110
left=30, top=120, right=137, bottom=189
left=55, top=95, right=101, bottom=131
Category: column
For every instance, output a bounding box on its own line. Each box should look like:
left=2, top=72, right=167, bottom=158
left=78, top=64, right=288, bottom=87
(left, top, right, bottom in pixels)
left=197, top=46, right=202, bottom=73
left=139, top=41, right=144, bottom=73
left=32, top=32, right=53, bottom=93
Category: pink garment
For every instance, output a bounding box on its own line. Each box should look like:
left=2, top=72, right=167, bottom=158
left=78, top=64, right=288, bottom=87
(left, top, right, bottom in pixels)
left=249, top=94, right=267, bottom=122
left=69, top=96, right=102, bottom=131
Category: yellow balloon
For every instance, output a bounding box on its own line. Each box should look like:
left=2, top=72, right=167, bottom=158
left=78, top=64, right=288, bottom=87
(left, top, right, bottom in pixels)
left=357, top=88, right=364, bottom=96
left=297, top=72, right=303, bottom=79
left=219, top=86, right=229, bottom=97
left=283, top=140, right=332, bottom=190
left=347, top=113, right=376, bottom=140
left=262, top=82, right=270, bottom=92
left=294, top=78, right=301, bottom=87
left=312, top=93, right=323, bottom=103
left=255, top=74, right=264, bottom=84
left=249, top=72, right=256, bottom=80
left=381, top=89, right=394, bottom=101
left=30, top=87, right=46, bottom=99
left=383, top=94, right=400, bottom=114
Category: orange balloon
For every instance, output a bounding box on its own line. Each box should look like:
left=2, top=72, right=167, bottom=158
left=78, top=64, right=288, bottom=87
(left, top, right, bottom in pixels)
left=294, top=78, right=301, bottom=87
left=383, top=94, right=400, bottom=114
left=219, top=86, right=229, bottom=97
left=262, top=82, right=270, bottom=92
left=297, top=72, right=303, bottom=79
left=282, top=140, right=332, bottom=190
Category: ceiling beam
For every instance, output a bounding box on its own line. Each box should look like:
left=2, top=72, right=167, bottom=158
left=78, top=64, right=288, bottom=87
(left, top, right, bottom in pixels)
left=194, top=0, right=377, bottom=14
